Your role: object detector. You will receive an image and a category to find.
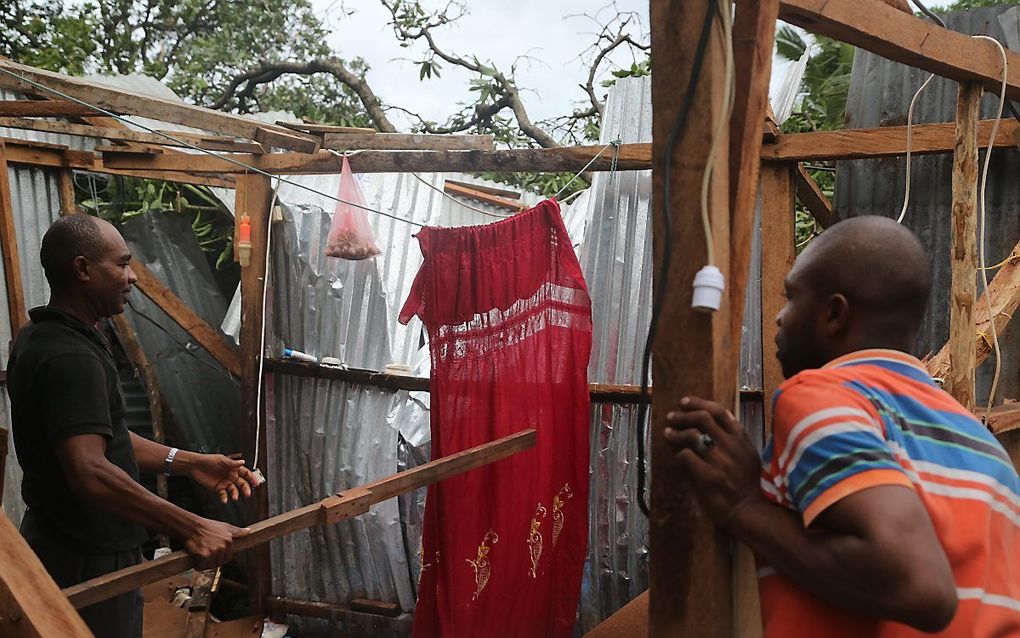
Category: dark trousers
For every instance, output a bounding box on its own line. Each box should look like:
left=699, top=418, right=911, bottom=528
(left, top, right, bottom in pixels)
left=20, top=511, right=143, bottom=638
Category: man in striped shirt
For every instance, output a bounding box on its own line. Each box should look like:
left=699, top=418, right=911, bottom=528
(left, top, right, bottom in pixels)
left=665, top=216, right=1020, bottom=636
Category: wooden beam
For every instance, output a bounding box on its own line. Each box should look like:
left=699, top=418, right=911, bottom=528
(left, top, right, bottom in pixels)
left=779, top=0, right=1020, bottom=99
left=762, top=118, right=1020, bottom=162
left=946, top=82, right=981, bottom=411
left=0, top=59, right=320, bottom=152
left=0, top=99, right=100, bottom=118
left=183, top=568, right=218, bottom=638
left=57, top=169, right=77, bottom=216
left=0, top=138, right=236, bottom=188
left=0, top=511, right=94, bottom=637
left=988, top=403, right=1020, bottom=436
left=443, top=181, right=524, bottom=211
left=445, top=179, right=521, bottom=199
left=0, top=142, right=28, bottom=336
left=267, top=596, right=409, bottom=625
left=323, top=132, right=494, bottom=151
left=0, top=117, right=266, bottom=153
left=277, top=121, right=376, bottom=135
left=62, top=429, right=537, bottom=609
left=253, top=126, right=319, bottom=153
left=263, top=358, right=762, bottom=404
left=760, top=163, right=797, bottom=439
left=99, top=144, right=654, bottom=175
left=130, top=260, right=241, bottom=378
left=926, top=244, right=1020, bottom=383
left=236, top=173, right=273, bottom=612
left=792, top=163, right=833, bottom=228
left=650, top=0, right=732, bottom=634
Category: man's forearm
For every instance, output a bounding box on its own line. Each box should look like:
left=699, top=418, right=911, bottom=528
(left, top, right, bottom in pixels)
left=731, top=497, right=932, bottom=625
left=129, top=432, right=199, bottom=477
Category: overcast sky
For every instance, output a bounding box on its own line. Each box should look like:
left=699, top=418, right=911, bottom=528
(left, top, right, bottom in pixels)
left=311, top=0, right=958, bottom=133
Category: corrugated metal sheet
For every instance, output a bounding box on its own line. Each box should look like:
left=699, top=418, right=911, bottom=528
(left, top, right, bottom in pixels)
left=834, top=6, right=1020, bottom=403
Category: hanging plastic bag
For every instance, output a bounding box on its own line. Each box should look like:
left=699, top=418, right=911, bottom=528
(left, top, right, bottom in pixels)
left=324, top=155, right=381, bottom=260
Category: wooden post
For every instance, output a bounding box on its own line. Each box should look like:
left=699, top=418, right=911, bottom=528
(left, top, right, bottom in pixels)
left=57, top=169, right=76, bottom=216
left=236, top=173, right=273, bottom=612
left=947, top=82, right=981, bottom=411
left=0, top=511, right=93, bottom=637
left=759, top=163, right=797, bottom=435
left=0, top=141, right=27, bottom=336
left=649, top=0, right=733, bottom=635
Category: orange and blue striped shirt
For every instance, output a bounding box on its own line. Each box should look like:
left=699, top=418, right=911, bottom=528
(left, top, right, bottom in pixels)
left=759, top=349, right=1020, bottom=637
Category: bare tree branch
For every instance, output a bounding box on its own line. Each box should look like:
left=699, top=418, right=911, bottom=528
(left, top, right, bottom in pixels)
left=388, top=95, right=512, bottom=134
left=211, top=59, right=397, bottom=132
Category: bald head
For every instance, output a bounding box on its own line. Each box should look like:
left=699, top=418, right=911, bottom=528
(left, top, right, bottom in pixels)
left=775, top=216, right=932, bottom=377
left=41, top=215, right=113, bottom=290
left=796, top=216, right=931, bottom=333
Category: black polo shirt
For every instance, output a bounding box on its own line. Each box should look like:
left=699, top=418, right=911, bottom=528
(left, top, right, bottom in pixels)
left=8, top=306, right=146, bottom=553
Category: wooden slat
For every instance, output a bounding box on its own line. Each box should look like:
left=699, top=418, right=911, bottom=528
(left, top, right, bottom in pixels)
left=760, top=163, right=797, bottom=439
left=650, top=0, right=733, bottom=634
left=323, top=132, right=494, bottom=151
left=445, top=179, right=521, bottom=199
left=926, top=242, right=1020, bottom=383
left=947, top=82, right=981, bottom=411
left=0, top=59, right=320, bottom=151
left=235, top=173, right=274, bottom=612
left=277, top=122, right=377, bottom=135
left=62, top=429, right=536, bottom=609
left=253, top=126, right=319, bottom=153
left=762, top=118, right=1019, bottom=162
left=57, top=169, right=76, bottom=216
left=0, top=117, right=266, bottom=153
left=988, top=403, right=1020, bottom=435
left=0, top=511, right=94, bottom=637
left=779, top=0, right=1020, bottom=99
left=0, top=99, right=100, bottom=117
left=792, top=163, right=833, bottom=228
left=99, top=144, right=654, bottom=175
left=130, top=260, right=241, bottom=378
left=267, top=596, right=410, bottom=624
left=444, top=181, right=524, bottom=211
left=0, top=142, right=28, bottom=336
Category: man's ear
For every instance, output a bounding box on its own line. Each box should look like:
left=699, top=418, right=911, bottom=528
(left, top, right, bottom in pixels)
left=824, top=293, right=851, bottom=335
left=71, top=255, right=90, bottom=282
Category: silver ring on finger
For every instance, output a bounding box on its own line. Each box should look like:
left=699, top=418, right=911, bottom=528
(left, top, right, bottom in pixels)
left=695, top=432, right=716, bottom=455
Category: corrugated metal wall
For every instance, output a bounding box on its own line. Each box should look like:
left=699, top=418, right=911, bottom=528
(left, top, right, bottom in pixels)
left=834, top=6, right=1020, bottom=403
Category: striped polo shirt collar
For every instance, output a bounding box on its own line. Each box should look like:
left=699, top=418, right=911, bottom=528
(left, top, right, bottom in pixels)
left=823, top=348, right=932, bottom=378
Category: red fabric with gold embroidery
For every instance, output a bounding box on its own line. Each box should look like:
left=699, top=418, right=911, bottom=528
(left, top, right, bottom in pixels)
left=399, top=199, right=592, bottom=638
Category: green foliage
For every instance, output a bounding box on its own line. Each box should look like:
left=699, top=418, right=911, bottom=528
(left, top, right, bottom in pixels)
left=776, top=26, right=855, bottom=134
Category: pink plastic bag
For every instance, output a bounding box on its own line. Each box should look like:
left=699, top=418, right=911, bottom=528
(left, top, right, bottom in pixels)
left=324, top=155, right=381, bottom=260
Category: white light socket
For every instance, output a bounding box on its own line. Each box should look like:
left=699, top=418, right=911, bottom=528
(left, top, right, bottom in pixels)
left=692, top=265, right=725, bottom=313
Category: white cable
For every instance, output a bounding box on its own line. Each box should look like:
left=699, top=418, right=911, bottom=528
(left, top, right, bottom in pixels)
left=898, top=72, right=936, bottom=224
left=972, top=35, right=1007, bottom=424
left=699, top=0, right=735, bottom=267
left=252, top=177, right=284, bottom=472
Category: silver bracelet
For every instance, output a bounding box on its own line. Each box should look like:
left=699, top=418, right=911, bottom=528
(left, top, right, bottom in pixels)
left=163, top=447, right=180, bottom=477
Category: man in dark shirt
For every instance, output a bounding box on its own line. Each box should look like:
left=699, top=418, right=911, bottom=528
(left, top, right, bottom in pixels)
left=8, top=214, right=260, bottom=638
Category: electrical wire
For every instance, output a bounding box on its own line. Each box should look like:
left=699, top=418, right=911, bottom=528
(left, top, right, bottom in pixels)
left=635, top=0, right=718, bottom=517
left=698, top=0, right=735, bottom=267
left=553, top=141, right=619, bottom=200
left=898, top=71, right=936, bottom=224
left=972, top=35, right=1007, bottom=424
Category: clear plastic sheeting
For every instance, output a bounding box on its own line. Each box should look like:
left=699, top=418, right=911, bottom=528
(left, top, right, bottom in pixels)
left=835, top=6, right=1020, bottom=402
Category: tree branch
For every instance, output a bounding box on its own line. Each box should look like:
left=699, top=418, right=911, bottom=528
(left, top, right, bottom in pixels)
left=210, top=59, right=397, bottom=132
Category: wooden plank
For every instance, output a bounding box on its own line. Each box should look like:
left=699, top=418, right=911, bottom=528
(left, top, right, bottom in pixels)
left=263, top=358, right=762, bottom=404
left=445, top=179, right=521, bottom=199
left=759, top=164, right=797, bottom=442
left=0, top=117, right=266, bottom=153
left=57, top=169, right=77, bottom=216
left=444, top=181, right=524, bottom=211
left=183, top=568, right=218, bottom=638
left=267, top=596, right=411, bottom=625
left=130, top=260, right=242, bottom=378
left=0, top=142, right=28, bottom=336
left=792, top=163, right=833, bottom=228
left=99, top=143, right=654, bottom=175
left=0, top=99, right=100, bottom=117
left=946, top=82, right=981, bottom=411
left=0, top=511, right=94, bottom=637
left=0, top=59, right=320, bottom=151
left=63, top=429, right=536, bottom=609
left=323, top=132, right=494, bottom=151
left=988, top=403, right=1020, bottom=435
left=650, top=0, right=732, bottom=634
left=277, top=121, right=377, bottom=135
left=350, top=598, right=402, bottom=617
left=926, top=242, right=1020, bottom=382
left=253, top=126, right=320, bottom=153
left=779, top=0, right=1020, bottom=99
left=762, top=118, right=1019, bottom=162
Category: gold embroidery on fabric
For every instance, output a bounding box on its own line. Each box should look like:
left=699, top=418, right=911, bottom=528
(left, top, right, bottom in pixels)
left=466, top=530, right=499, bottom=601
left=551, top=483, right=574, bottom=548
left=420, top=549, right=440, bottom=573
left=527, top=503, right=548, bottom=578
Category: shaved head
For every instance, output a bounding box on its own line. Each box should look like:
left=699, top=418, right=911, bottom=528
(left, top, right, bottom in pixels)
left=775, top=216, right=932, bottom=377
left=40, top=214, right=108, bottom=290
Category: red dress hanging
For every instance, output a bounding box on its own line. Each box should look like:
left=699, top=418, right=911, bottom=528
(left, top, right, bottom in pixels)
left=399, top=199, right=592, bottom=638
